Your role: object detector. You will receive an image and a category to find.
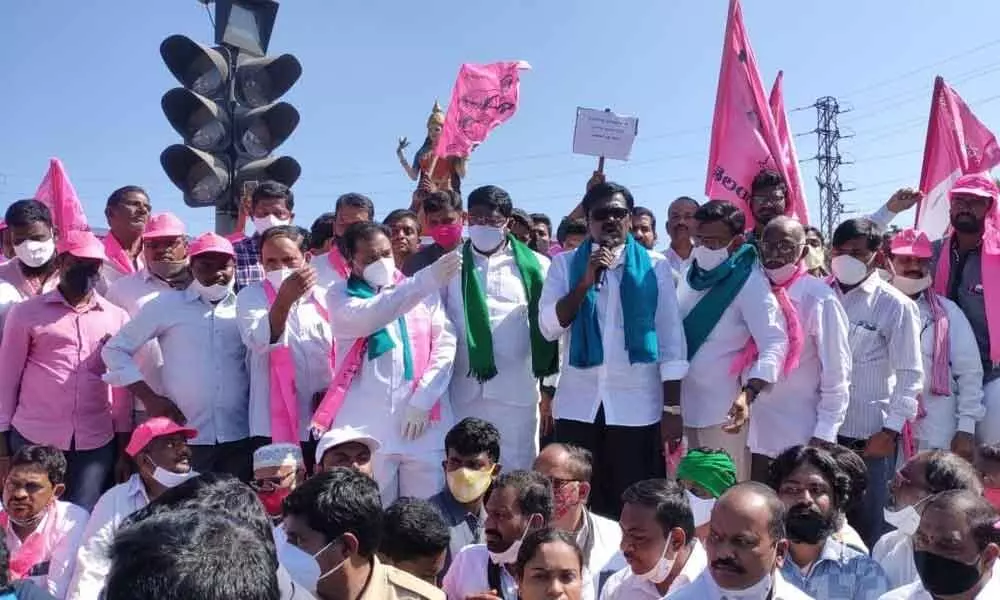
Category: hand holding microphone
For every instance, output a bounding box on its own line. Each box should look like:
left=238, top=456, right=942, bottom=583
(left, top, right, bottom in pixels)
left=587, top=241, right=615, bottom=290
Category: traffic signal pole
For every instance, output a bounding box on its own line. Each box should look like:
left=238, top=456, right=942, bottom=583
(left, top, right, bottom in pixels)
left=216, top=45, right=240, bottom=235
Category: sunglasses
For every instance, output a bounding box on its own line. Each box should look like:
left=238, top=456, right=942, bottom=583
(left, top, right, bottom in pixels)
left=590, top=207, right=629, bottom=222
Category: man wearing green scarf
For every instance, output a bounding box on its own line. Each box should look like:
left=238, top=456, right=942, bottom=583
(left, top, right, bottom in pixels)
left=676, top=200, right=788, bottom=482
left=443, top=185, right=558, bottom=471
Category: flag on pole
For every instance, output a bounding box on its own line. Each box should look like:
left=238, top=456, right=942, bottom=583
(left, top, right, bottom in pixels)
left=435, top=61, right=531, bottom=158
left=769, top=71, right=809, bottom=224
left=916, top=76, right=1000, bottom=239
left=705, top=0, right=792, bottom=231
left=34, top=158, right=89, bottom=234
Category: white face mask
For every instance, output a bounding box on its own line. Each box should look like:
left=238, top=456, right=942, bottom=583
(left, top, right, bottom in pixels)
left=764, top=262, right=799, bottom=286
left=488, top=515, right=538, bottom=565
left=714, top=572, right=775, bottom=600
left=691, top=245, right=730, bottom=271
left=145, top=456, right=198, bottom=488
left=189, top=277, right=233, bottom=303
left=891, top=274, right=933, bottom=297
left=884, top=502, right=925, bottom=537
left=830, top=255, right=871, bottom=285
left=686, top=489, right=716, bottom=527
left=468, top=225, right=506, bottom=252
left=265, top=267, right=295, bottom=291
left=14, top=238, right=56, bottom=268
left=313, top=540, right=348, bottom=582
left=636, top=534, right=675, bottom=584
left=253, top=215, right=290, bottom=235
left=362, top=257, right=396, bottom=288
left=803, top=245, right=825, bottom=270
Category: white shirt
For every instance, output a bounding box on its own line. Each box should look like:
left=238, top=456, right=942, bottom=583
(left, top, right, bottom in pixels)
left=0, top=280, right=22, bottom=343
left=274, top=523, right=320, bottom=593
left=102, top=286, right=250, bottom=444
left=676, top=266, right=789, bottom=428
left=665, top=247, right=693, bottom=275
left=878, top=561, right=1000, bottom=599
left=67, top=474, right=150, bottom=600
left=98, top=255, right=145, bottom=297
left=443, top=543, right=596, bottom=600
left=748, top=275, right=852, bottom=457
left=601, top=541, right=707, bottom=600
left=665, top=568, right=814, bottom=600
left=586, top=511, right=628, bottom=595
left=539, top=246, right=689, bottom=427
left=872, top=530, right=916, bottom=590
left=444, top=243, right=549, bottom=409
left=104, top=269, right=179, bottom=409
left=237, top=283, right=333, bottom=442
left=3, top=500, right=89, bottom=599
left=327, top=273, right=456, bottom=455
left=911, top=292, right=985, bottom=448
left=313, top=251, right=347, bottom=300
left=834, top=272, right=924, bottom=438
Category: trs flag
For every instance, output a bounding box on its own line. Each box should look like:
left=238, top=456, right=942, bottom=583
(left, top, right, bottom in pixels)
left=769, top=71, right=809, bottom=224
left=916, top=76, right=1000, bottom=239
left=705, top=0, right=790, bottom=231
left=435, top=61, right=531, bottom=158
left=34, top=159, right=89, bottom=234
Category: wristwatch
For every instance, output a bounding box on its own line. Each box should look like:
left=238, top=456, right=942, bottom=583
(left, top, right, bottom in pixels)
left=742, top=384, right=761, bottom=404
left=662, top=405, right=682, bottom=416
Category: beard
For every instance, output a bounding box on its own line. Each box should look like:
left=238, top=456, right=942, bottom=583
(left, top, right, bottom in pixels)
left=950, top=213, right=983, bottom=234
left=785, top=506, right=837, bottom=544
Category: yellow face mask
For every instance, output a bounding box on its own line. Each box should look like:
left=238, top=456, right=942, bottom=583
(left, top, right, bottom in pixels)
left=446, top=467, right=494, bottom=503
left=804, top=245, right=826, bottom=270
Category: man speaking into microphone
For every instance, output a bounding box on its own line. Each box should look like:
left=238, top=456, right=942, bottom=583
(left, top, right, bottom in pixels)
left=539, top=181, right=689, bottom=518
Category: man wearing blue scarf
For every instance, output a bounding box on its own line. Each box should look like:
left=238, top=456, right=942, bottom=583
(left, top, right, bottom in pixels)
left=676, top=200, right=788, bottom=482
left=539, top=181, right=689, bottom=518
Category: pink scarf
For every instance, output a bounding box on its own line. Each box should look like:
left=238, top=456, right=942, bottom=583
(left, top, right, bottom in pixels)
left=0, top=503, right=58, bottom=580
left=933, top=230, right=1000, bottom=366
left=310, top=272, right=440, bottom=435
left=730, top=262, right=806, bottom=377
left=102, top=234, right=140, bottom=275
left=263, top=282, right=331, bottom=443
left=923, top=288, right=952, bottom=396
left=327, top=247, right=350, bottom=279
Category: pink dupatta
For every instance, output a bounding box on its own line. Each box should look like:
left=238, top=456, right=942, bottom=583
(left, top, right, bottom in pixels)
left=327, top=247, right=350, bottom=279
left=730, top=262, right=806, bottom=376
left=103, top=234, right=141, bottom=275
left=310, top=272, right=441, bottom=435
left=0, top=503, right=58, bottom=580
left=264, top=282, right=331, bottom=443
left=934, top=232, right=1000, bottom=367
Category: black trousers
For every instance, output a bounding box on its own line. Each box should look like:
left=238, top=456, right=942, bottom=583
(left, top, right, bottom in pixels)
left=191, top=438, right=266, bottom=483
left=555, top=405, right=664, bottom=520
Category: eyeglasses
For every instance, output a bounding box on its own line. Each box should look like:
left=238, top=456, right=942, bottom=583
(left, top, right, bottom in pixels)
left=751, top=194, right=786, bottom=207
left=250, top=471, right=295, bottom=491
left=590, top=207, right=630, bottom=222
left=547, top=476, right=581, bottom=489
left=759, top=240, right=804, bottom=257
left=952, top=196, right=991, bottom=211
left=468, top=215, right=508, bottom=227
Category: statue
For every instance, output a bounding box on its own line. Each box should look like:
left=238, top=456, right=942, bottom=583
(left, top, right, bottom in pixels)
left=396, top=101, right=467, bottom=212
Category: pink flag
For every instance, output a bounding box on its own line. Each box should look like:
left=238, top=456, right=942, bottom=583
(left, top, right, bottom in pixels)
left=916, top=76, right=1000, bottom=239
left=435, top=61, right=531, bottom=158
left=769, top=71, right=809, bottom=224
left=34, top=159, right=89, bottom=234
left=705, top=0, right=791, bottom=231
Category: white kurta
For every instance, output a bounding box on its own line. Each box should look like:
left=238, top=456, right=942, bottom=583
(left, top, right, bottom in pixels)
left=236, top=283, right=333, bottom=442
left=748, top=275, right=852, bottom=457
left=664, top=569, right=814, bottom=600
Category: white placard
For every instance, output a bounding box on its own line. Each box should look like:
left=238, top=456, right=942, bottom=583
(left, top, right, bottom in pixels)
left=572, top=107, right=639, bottom=161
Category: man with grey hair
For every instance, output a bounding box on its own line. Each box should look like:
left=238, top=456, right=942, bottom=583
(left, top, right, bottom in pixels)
left=747, top=216, right=852, bottom=483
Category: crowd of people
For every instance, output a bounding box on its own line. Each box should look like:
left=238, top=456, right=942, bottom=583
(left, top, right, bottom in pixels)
left=0, top=167, right=997, bottom=600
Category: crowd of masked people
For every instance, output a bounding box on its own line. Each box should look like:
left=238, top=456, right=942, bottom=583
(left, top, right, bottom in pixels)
left=0, top=167, right=998, bottom=599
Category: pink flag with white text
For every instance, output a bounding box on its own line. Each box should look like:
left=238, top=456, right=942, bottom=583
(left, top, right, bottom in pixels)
left=705, top=0, right=791, bottom=231
left=916, top=76, right=1000, bottom=239
left=435, top=61, right=531, bottom=158
left=769, top=71, right=809, bottom=224
left=34, top=159, right=89, bottom=234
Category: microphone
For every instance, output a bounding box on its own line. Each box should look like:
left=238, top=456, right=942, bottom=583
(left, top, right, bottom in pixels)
left=592, top=240, right=611, bottom=291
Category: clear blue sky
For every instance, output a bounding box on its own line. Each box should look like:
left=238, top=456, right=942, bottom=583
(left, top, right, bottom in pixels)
left=3, top=0, right=1000, bottom=236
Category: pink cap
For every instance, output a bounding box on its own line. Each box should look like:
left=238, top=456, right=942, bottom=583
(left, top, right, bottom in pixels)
left=188, top=232, right=235, bottom=258
left=950, top=173, right=999, bottom=202
left=143, top=213, right=186, bottom=239
left=57, top=230, right=106, bottom=261
left=890, top=228, right=933, bottom=259
left=125, top=417, right=198, bottom=457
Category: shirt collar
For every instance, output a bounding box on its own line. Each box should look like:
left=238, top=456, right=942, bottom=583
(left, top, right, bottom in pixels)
left=439, top=487, right=485, bottom=523
left=182, top=285, right=235, bottom=306
left=470, top=239, right=511, bottom=259
left=41, top=289, right=106, bottom=312
left=127, top=473, right=150, bottom=504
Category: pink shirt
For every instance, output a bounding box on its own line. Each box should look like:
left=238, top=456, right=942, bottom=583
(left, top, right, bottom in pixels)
left=0, top=259, right=59, bottom=300
left=0, top=290, right=131, bottom=450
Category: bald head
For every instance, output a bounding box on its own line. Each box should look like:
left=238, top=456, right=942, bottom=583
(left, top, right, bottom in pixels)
left=763, top=216, right=805, bottom=244
left=533, top=444, right=592, bottom=483
left=919, top=490, right=1000, bottom=557
left=716, top=482, right=786, bottom=542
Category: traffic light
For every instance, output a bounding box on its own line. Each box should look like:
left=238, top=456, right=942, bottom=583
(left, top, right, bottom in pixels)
left=159, top=27, right=301, bottom=214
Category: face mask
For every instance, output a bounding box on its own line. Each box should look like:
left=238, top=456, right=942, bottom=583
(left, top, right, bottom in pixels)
left=877, top=268, right=894, bottom=282
left=8, top=503, right=50, bottom=529
left=715, top=572, right=774, bottom=600
left=148, top=259, right=188, bottom=280
left=63, top=262, right=102, bottom=296
left=468, top=225, right=506, bottom=251
left=803, top=245, right=825, bottom=270
left=430, top=223, right=464, bottom=248
left=764, top=262, right=799, bottom=286
left=686, top=489, right=715, bottom=527
left=257, top=487, right=292, bottom=517
left=362, top=257, right=396, bottom=288
left=447, top=467, right=494, bottom=503
left=265, top=267, right=295, bottom=291
left=892, top=274, right=933, bottom=297
left=14, top=239, right=55, bottom=268
left=314, top=540, right=348, bottom=582
left=884, top=504, right=923, bottom=536
left=253, top=215, right=290, bottom=235
left=985, top=487, right=1000, bottom=510
left=189, top=278, right=233, bottom=303
left=145, top=455, right=198, bottom=489
left=830, top=255, right=871, bottom=286
left=552, top=482, right=581, bottom=522
left=691, top=245, right=730, bottom=271
left=487, top=515, right=538, bottom=566
left=914, top=550, right=984, bottom=596
left=785, top=506, right=836, bottom=545
left=636, top=534, right=675, bottom=584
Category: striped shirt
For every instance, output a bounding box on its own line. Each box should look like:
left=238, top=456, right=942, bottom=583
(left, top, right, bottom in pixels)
left=833, top=272, right=923, bottom=438
left=780, top=538, right=890, bottom=600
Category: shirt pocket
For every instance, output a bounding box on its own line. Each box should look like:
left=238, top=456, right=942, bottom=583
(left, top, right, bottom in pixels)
left=849, top=321, right=885, bottom=363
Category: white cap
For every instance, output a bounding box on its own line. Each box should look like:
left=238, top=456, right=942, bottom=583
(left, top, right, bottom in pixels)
left=253, top=443, right=304, bottom=471
left=314, top=426, right=381, bottom=465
